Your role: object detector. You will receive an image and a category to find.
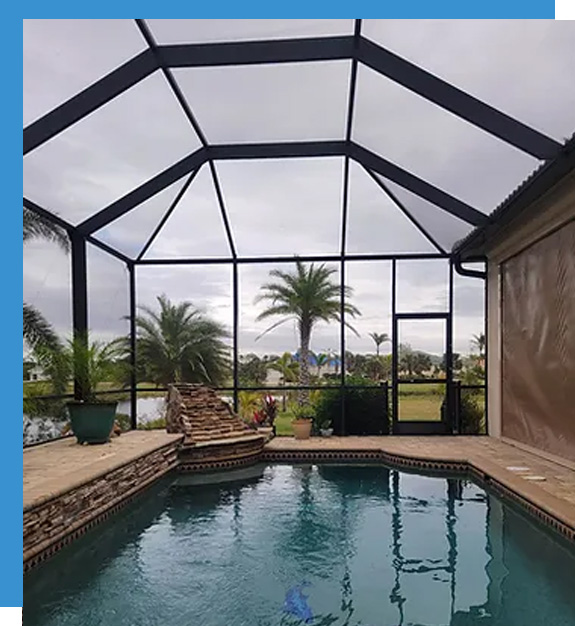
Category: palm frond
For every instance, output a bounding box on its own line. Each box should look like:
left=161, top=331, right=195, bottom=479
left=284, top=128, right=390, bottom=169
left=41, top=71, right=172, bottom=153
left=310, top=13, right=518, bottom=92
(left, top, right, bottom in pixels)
left=23, top=206, right=70, bottom=252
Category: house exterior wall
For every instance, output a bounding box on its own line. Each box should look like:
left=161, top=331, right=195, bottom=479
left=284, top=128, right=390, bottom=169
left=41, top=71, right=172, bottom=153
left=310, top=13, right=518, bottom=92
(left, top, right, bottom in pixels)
left=486, top=170, right=575, bottom=462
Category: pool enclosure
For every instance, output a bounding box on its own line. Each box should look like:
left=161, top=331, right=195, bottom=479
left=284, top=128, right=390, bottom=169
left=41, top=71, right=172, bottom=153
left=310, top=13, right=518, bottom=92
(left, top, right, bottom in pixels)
left=23, top=20, right=575, bottom=437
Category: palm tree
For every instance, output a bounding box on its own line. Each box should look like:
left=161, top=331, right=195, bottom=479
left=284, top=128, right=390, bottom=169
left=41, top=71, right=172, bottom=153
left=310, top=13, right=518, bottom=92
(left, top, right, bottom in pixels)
left=368, top=332, right=390, bottom=356
left=269, top=351, right=299, bottom=411
left=312, top=351, right=330, bottom=378
left=23, top=206, right=70, bottom=251
left=23, top=206, right=69, bottom=393
left=255, top=260, right=360, bottom=405
left=471, top=332, right=486, bottom=359
left=134, top=295, right=230, bottom=386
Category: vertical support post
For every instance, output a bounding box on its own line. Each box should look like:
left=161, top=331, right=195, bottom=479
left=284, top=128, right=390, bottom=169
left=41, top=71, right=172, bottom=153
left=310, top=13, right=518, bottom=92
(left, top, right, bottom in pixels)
left=391, top=259, right=398, bottom=433
left=446, top=258, right=455, bottom=432
left=340, top=256, right=346, bottom=435
left=483, top=262, right=489, bottom=435
left=233, top=261, right=239, bottom=414
left=128, top=263, right=137, bottom=430
left=71, top=232, right=88, bottom=401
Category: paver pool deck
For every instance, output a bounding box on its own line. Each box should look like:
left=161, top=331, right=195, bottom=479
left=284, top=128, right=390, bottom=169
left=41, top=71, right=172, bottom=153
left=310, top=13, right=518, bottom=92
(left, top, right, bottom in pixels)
left=24, top=433, right=575, bottom=531
left=23, top=431, right=183, bottom=510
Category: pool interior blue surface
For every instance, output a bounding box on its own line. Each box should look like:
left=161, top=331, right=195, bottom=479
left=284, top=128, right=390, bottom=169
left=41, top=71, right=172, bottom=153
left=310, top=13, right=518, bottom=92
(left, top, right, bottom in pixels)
left=24, top=463, right=575, bottom=626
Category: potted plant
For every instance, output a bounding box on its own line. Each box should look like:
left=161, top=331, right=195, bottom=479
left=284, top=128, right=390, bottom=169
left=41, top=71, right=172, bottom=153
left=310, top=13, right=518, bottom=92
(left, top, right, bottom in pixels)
left=319, top=418, right=333, bottom=438
left=262, top=394, right=278, bottom=436
left=292, top=404, right=314, bottom=440
left=56, top=337, right=123, bottom=444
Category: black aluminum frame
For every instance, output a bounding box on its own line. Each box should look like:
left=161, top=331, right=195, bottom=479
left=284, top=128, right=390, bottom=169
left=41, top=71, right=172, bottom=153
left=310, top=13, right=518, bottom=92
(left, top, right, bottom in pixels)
left=23, top=18, right=539, bottom=435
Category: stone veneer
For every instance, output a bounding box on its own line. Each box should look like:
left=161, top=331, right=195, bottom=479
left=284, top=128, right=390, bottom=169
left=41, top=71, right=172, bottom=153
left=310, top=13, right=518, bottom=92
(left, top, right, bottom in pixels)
left=24, top=439, right=179, bottom=571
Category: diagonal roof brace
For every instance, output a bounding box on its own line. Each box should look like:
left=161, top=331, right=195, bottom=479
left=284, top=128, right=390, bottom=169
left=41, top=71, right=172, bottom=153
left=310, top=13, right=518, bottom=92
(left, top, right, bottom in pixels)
left=74, top=140, right=487, bottom=236
left=357, top=37, right=561, bottom=161
left=24, top=33, right=559, bottom=164
left=351, top=144, right=488, bottom=227
left=23, top=49, right=159, bottom=155
left=77, top=148, right=207, bottom=235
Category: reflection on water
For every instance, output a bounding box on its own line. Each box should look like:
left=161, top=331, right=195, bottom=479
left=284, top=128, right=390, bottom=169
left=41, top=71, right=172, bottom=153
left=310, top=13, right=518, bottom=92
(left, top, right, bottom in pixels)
left=24, top=465, right=575, bottom=626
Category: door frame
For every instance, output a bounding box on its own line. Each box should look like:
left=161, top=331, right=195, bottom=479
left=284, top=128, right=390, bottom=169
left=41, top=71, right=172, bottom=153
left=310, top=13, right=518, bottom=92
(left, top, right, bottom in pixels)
left=391, top=312, right=453, bottom=435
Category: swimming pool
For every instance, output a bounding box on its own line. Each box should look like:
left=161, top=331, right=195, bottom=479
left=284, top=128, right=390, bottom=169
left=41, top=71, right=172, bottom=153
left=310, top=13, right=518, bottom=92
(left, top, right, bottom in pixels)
left=24, top=464, right=575, bottom=626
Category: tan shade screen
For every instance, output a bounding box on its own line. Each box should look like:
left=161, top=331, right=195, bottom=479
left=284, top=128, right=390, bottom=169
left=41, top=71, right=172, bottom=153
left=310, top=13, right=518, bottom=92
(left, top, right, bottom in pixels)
left=501, top=219, right=575, bottom=462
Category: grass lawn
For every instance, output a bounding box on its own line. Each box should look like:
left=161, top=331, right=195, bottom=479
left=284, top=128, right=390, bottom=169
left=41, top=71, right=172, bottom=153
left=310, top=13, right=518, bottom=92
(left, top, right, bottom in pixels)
left=398, top=393, right=443, bottom=421
left=275, top=412, right=296, bottom=436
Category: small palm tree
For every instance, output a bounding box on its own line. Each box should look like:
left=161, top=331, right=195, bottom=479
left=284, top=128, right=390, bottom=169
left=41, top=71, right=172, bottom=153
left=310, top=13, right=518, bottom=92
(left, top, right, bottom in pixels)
left=368, top=332, right=390, bottom=356
left=135, top=295, right=230, bottom=386
left=255, top=260, right=360, bottom=405
left=23, top=206, right=69, bottom=393
left=270, top=351, right=299, bottom=411
left=312, top=351, right=330, bottom=377
left=471, top=333, right=486, bottom=359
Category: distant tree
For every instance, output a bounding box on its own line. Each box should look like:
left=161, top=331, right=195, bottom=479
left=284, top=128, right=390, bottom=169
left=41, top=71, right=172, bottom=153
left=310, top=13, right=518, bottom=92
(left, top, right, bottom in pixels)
left=365, top=354, right=391, bottom=381
left=312, top=351, right=330, bottom=377
left=23, top=360, right=35, bottom=381
left=471, top=333, right=486, bottom=359
left=368, top=332, right=390, bottom=356
left=399, top=344, right=432, bottom=377
left=441, top=352, right=463, bottom=373
left=269, top=352, right=299, bottom=411
left=239, top=353, right=270, bottom=386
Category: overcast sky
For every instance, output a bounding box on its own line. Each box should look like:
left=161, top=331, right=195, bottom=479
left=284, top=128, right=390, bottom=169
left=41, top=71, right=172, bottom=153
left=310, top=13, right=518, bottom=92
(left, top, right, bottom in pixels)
left=23, top=19, right=575, bottom=357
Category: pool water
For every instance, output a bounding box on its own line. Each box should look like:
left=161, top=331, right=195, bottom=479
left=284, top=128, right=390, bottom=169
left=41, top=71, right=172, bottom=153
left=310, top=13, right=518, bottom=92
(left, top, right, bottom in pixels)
left=24, top=464, right=575, bottom=626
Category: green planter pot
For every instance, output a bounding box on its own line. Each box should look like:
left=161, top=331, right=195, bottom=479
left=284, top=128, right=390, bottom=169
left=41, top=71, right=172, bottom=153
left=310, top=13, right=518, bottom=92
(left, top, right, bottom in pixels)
left=67, top=402, right=117, bottom=444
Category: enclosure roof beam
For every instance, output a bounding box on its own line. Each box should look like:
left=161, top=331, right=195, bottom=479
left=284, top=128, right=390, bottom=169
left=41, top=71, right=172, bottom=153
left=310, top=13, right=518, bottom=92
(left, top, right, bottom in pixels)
left=351, top=144, right=488, bottom=226
left=160, top=35, right=355, bottom=68
left=23, top=50, right=158, bottom=155
left=77, top=148, right=207, bottom=235
left=208, top=141, right=347, bottom=160
left=24, top=197, right=132, bottom=264
left=75, top=139, right=487, bottom=236
left=24, top=34, right=560, bottom=162
left=136, top=167, right=201, bottom=261
left=135, top=252, right=450, bottom=266
left=23, top=197, right=75, bottom=233
left=363, top=166, right=447, bottom=254
left=134, top=20, right=237, bottom=259
left=357, top=38, right=561, bottom=160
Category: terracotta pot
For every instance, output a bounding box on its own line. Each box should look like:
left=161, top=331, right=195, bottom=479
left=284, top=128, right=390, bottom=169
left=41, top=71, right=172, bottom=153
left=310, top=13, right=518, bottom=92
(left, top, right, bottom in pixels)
left=292, top=419, right=312, bottom=440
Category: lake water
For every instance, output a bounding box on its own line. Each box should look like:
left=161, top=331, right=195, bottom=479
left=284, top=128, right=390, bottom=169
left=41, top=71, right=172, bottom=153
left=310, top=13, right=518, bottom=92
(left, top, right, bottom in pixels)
left=23, top=396, right=166, bottom=446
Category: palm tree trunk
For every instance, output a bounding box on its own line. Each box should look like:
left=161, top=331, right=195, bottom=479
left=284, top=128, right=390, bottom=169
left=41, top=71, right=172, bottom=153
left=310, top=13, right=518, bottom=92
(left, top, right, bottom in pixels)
left=298, top=325, right=311, bottom=406
left=376, top=344, right=380, bottom=357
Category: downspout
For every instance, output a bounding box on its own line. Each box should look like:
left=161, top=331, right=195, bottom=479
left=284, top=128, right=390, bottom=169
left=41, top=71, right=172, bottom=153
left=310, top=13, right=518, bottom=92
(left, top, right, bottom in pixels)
left=453, top=254, right=487, bottom=280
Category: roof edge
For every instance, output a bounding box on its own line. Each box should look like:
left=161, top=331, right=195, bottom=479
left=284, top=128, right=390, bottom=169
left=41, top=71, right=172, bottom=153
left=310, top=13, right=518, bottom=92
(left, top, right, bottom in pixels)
left=453, top=133, right=575, bottom=258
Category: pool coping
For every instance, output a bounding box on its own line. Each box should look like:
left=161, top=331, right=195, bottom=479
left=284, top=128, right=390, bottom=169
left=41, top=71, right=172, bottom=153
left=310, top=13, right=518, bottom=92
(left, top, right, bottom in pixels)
left=24, top=435, right=575, bottom=572
left=261, top=446, right=575, bottom=542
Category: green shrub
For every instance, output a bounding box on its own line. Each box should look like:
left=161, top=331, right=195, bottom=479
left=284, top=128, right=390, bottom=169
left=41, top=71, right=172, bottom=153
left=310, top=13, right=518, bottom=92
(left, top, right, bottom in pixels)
left=314, top=377, right=389, bottom=435
left=459, top=393, right=485, bottom=434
